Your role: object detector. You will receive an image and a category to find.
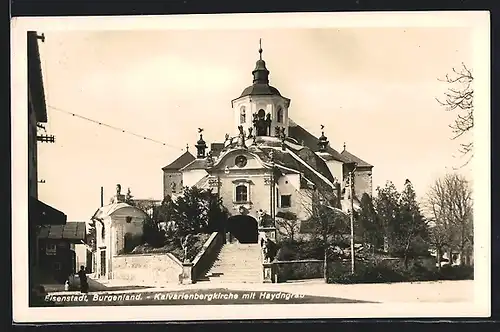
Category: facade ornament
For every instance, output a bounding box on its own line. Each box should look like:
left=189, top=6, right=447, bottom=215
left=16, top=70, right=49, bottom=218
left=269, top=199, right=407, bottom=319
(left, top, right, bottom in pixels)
left=268, top=150, right=274, bottom=162
left=237, top=125, right=246, bottom=148
left=206, top=150, right=214, bottom=167
left=274, top=126, right=281, bottom=137
left=265, top=113, right=272, bottom=136
left=247, top=127, right=253, bottom=139
left=116, top=184, right=121, bottom=196
left=224, top=133, right=229, bottom=142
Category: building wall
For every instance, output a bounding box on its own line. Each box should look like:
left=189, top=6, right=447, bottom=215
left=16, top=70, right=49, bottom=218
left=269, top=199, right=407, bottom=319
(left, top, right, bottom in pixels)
left=28, top=97, right=38, bottom=199
left=218, top=171, right=271, bottom=219
left=112, top=216, right=144, bottom=255
left=74, top=243, right=88, bottom=271
left=38, top=239, right=74, bottom=282
left=323, top=159, right=343, bottom=183
left=112, top=253, right=182, bottom=286
left=354, top=167, right=373, bottom=198
left=275, top=174, right=312, bottom=221
left=182, top=169, right=208, bottom=188
left=163, top=170, right=182, bottom=198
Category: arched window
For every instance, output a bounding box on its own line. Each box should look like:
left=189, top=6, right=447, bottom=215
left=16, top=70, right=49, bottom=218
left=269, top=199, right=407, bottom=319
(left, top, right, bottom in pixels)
left=240, top=106, right=246, bottom=124
left=277, top=106, right=284, bottom=123
left=235, top=184, right=248, bottom=203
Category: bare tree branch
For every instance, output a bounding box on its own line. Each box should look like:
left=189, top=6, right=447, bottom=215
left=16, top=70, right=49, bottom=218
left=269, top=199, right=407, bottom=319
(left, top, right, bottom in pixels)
left=424, top=173, right=473, bottom=266
left=436, top=63, right=474, bottom=168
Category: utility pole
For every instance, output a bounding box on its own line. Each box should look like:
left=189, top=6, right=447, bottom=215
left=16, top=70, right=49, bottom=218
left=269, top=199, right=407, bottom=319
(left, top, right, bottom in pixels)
left=349, top=164, right=357, bottom=275
left=100, top=186, right=104, bottom=207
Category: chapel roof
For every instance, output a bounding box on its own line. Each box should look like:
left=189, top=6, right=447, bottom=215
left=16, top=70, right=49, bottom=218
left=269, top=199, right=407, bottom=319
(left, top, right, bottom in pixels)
left=91, top=202, right=148, bottom=221
left=162, top=150, right=196, bottom=171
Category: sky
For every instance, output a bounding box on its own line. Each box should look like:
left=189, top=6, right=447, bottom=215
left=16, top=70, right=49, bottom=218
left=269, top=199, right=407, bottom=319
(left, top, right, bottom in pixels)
left=36, top=27, right=474, bottom=221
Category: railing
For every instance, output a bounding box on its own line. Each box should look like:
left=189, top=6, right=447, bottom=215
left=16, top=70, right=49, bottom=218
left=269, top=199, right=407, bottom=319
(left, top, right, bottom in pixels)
left=191, top=231, right=225, bottom=282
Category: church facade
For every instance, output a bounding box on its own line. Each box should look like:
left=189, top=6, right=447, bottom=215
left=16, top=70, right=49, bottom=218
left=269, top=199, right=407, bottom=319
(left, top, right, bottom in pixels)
left=162, top=43, right=374, bottom=242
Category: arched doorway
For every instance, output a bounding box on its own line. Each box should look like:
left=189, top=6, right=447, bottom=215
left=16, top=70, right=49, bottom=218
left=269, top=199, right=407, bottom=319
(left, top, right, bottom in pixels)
left=226, top=215, right=258, bottom=244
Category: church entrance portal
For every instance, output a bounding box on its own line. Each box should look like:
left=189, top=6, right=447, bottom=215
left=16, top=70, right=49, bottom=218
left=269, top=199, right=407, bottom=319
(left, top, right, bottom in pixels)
left=226, top=215, right=259, bottom=244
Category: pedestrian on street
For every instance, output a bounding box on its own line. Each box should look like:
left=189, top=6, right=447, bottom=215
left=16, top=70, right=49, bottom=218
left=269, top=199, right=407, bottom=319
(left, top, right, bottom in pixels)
left=78, top=265, right=89, bottom=293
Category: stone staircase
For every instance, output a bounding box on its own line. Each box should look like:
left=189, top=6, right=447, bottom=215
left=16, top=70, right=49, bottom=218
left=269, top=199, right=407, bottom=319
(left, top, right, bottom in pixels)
left=200, top=242, right=263, bottom=283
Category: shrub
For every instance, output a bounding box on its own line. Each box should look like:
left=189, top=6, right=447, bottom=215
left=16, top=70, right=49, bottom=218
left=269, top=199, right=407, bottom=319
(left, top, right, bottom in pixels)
left=438, top=265, right=474, bottom=280
left=276, top=238, right=324, bottom=261
left=328, top=260, right=408, bottom=284
left=277, top=261, right=323, bottom=281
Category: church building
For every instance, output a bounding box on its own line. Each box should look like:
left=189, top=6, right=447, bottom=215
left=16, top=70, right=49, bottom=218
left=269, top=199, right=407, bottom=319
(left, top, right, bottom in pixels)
left=162, top=42, right=374, bottom=243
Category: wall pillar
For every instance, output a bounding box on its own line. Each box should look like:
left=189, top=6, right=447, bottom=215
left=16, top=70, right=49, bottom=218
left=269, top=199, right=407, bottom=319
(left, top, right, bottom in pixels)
left=179, top=262, right=194, bottom=285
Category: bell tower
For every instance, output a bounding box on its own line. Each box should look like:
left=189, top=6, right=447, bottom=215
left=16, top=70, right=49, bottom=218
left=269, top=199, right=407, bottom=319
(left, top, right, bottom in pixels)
left=231, top=39, right=291, bottom=141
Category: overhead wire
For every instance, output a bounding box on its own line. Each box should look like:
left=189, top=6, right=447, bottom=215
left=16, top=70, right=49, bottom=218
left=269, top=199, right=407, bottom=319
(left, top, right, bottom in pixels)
left=47, top=105, right=185, bottom=151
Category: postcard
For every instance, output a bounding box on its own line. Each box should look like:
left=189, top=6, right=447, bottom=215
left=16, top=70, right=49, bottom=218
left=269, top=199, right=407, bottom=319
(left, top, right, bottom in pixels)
left=11, top=11, right=490, bottom=322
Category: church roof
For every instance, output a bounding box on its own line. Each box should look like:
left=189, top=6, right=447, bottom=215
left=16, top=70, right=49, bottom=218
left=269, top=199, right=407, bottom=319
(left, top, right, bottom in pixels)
left=239, top=83, right=282, bottom=98
left=255, top=147, right=335, bottom=189
left=288, top=120, right=347, bottom=163
left=162, top=150, right=196, bottom=171
left=340, top=150, right=373, bottom=168
left=180, top=158, right=209, bottom=172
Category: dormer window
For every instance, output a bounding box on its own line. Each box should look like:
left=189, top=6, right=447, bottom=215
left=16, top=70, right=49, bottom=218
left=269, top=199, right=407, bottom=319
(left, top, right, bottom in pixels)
left=277, top=106, right=283, bottom=123
left=240, top=106, right=246, bottom=124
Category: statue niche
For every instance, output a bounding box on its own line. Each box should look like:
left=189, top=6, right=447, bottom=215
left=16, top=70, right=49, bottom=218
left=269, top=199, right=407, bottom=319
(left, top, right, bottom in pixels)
left=253, top=109, right=272, bottom=137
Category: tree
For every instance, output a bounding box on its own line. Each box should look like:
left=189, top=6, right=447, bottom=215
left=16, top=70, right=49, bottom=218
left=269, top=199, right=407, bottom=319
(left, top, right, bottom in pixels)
left=425, top=173, right=473, bottom=266
left=397, top=179, right=429, bottom=268
left=374, top=181, right=401, bottom=252
left=295, top=181, right=348, bottom=281
left=357, top=193, right=382, bottom=252
left=275, top=211, right=300, bottom=242
left=436, top=63, right=474, bottom=167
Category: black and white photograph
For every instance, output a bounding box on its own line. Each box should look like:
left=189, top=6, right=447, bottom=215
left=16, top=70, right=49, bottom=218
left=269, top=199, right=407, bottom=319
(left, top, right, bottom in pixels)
left=11, top=12, right=490, bottom=322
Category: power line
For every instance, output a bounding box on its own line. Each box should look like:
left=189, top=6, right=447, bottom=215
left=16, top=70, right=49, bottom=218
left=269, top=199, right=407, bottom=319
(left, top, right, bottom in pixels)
left=48, top=105, right=185, bottom=151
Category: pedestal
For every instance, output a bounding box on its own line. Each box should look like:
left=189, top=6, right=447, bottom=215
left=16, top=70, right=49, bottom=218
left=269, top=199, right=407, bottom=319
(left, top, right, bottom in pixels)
left=179, top=262, right=194, bottom=285
left=263, top=262, right=275, bottom=283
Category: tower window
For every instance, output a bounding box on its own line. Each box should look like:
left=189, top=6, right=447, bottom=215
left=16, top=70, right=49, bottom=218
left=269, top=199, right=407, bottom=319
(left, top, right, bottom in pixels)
left=235, top=184, right=248, bottom=203
left=277, top=106, right=284, bottom=123
left=240, top=106, right=246, bottom=124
